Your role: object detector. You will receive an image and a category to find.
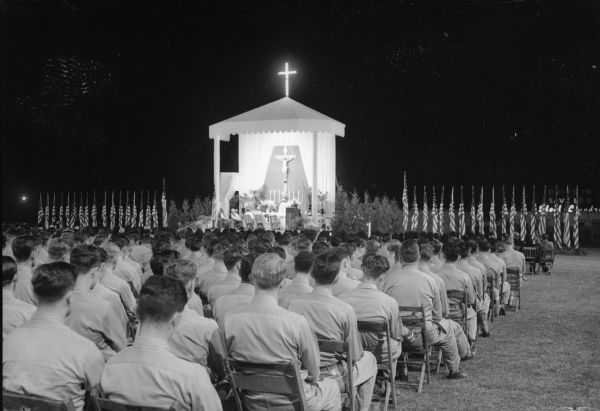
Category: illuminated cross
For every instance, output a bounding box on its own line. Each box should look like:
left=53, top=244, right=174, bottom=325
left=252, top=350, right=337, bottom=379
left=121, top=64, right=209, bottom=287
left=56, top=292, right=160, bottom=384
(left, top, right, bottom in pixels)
left=278, top=62, right=297, bottom=97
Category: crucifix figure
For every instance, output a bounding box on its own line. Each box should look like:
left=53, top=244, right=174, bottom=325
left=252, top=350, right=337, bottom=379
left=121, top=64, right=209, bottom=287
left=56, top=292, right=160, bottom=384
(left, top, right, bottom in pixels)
left=276, top=146, right=296, bottom=193
left=277, top=62, right=297, bottom=97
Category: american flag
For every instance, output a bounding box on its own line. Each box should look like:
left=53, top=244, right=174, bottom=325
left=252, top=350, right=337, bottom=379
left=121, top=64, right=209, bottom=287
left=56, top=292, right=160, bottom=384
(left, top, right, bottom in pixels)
left=431, top=186, right=438, bottom=234
left=411, top=186, right=419, bottom=231
left=110, top=191, right=116, bottom=230
left=538, top=186, right=547, bottom=238
left=79, top=192, right=85, bottom=228
left=45, top=193, right=50, bottom=229
left=501, top=186, right=509, bottom=236
left=402, top=172, right=409, bottom=232
left=66, top=193, right=71, bottom=227
left=489, top=186, right=497, bottom=238
left=118, top=191, right=124, bottom=229
left=145, top=191, right=152, bottom=229
left=573, top=186, right=580, bottom=250
left=438, top=186, right=445, bottom=234
left=59, top=193, right=64, bottom=228
left=530, top=186, right=538, bottom=244
left=152, top=191, right=159, bottom=228
left=125, top=191, right=131, bottom=227
left=562, top=186, right=571, bottom=248
left=509, top=186, right=516, bottom=238
left=161, top=180, right=167, bottom=228
left=520, top=186, right=527, bottom=242
left=553, top=186, right=562, bottom=249
left=422, top=186, right=429, bottom=233
left=131, top=191, right=137, bottom=228
left=470, top=186, right=476, bottom=235
left=477, top=186, right=484, bottom=235
left=458, top=186, right=466, bottom=237
left=102, top=191, right=108, bottom=227
left=52, top=193, right=57, bottom=226
left=83, top=192, right=89, bottom=227
left=91, top=192, right=97, bottom=227
left=139, top=191, right=145, bottom=228
left=37, top=194, right=44, bottom=226
left=449, top=186, right=456, bottom=233
left=69, top=193, right=77, bottom=228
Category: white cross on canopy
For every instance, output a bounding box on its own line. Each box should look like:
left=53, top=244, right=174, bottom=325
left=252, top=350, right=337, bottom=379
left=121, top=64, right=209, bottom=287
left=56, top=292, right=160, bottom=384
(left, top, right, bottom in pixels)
left=278, top=62, right=297, bottom=97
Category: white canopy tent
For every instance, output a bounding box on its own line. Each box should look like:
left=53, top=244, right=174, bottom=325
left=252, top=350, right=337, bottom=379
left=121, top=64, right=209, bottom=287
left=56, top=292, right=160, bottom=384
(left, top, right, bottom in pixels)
left=209, top=97, right=345, bottom=225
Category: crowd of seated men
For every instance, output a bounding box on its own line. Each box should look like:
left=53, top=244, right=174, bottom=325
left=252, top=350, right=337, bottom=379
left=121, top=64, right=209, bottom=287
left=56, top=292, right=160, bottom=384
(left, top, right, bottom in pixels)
left=2, top=224, right=527, bottom=411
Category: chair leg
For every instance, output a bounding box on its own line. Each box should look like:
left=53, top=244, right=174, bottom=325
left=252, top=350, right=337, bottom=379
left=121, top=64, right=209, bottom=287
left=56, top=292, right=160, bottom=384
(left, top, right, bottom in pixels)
left=390, top=360, right=398, bottom=411
left=417, top=360, right=426, bottom=393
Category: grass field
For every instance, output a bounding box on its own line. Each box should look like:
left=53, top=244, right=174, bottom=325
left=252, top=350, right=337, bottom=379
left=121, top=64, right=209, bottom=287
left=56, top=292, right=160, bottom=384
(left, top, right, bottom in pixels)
left=381, top=250, right=600, bottom=411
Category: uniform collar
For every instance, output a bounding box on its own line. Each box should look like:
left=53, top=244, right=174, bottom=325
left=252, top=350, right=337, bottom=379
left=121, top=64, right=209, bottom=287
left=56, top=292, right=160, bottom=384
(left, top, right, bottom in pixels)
left=312, top=286, right=333, bottom=297
left=252, top=294, right=278, bottom=305
left=133, top=335, right=170, bottom=350
left=357, top=282, right=377, bottom=290
left=292, top=275, right=310, bottom=285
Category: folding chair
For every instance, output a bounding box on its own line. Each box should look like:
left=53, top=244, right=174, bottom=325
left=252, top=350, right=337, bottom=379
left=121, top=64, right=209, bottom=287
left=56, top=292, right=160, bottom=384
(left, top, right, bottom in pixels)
left=317, top=339, right=355, bottom=411
left=522, top=247, right=537, bottom=275
left=397, top=305, right=431, bottom=393
left=357, top=319, right=397, bottom=411
left=90, top=387, right=184, bottom=411
left=446, top=289, right=468, bottom=334
left=537, top=248, right=555, bottom=275
left=254, top=213, right=265, bottom=230
left=243, top=214, right=254, bottom=230
left=226, top=359, right=308, bottom=411
left=506, top=268, right=521, bottom=310
left=270, top=214, right=281, bottom=231
left=486, top=268, right=497, bottom=323
left=2, top=391, right=76, bottom=411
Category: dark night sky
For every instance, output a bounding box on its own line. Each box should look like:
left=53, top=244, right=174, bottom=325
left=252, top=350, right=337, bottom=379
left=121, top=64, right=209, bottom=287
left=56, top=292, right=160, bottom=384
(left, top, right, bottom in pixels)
left=2, top=0, right=599, bottom=222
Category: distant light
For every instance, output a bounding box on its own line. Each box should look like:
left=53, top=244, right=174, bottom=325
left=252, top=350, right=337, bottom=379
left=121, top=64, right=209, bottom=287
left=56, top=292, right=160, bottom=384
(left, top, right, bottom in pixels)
left=20, top=195, right=28, bottom=202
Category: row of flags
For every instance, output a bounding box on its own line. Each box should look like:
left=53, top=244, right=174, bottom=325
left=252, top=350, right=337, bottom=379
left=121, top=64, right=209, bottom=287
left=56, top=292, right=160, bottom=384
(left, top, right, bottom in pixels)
left=37, top=188, right=168, bottom=231
left=399, top=176, right=582, bottom=249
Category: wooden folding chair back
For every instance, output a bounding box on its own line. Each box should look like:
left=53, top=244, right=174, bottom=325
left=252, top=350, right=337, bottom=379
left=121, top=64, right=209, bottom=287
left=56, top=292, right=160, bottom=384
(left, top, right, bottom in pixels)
left=486, top=268, right=497, bottom=323
left=522, top=247, right=537, bottom=275
left=90, top=388, right=184, bottom=411
left=398, top=305, right=430, bottom=393
left=537, top=248, right=555, bottom=275
left=446, top=289, right=468, bottom=333
left=357, top=319, right=397, bottom=411
left=317, top=339, right=355, bottom=411
left=506, top=267, right=521, bottom=310
left=226, top=359, right=308, bottom=411
left=2, top=391, right=76, bottom=411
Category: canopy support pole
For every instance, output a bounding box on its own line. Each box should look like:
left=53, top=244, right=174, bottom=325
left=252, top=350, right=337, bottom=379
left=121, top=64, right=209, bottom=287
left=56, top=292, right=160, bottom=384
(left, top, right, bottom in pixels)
left=312, top=132, right=318, bottom=227
left=214, top=136, right=221, bottom=226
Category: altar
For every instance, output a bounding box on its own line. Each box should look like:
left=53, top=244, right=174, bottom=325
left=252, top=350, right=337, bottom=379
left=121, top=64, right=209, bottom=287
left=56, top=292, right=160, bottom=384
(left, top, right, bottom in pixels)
left=208, top=63, right=345, bottom=228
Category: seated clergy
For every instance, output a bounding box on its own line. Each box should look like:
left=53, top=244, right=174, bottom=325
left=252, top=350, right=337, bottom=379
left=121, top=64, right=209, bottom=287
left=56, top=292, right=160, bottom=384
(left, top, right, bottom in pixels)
left=3, top=256, right=36, bottom=339
left=213, top=254, right=256, bottom=327
left=165, top=259, right=225, bottom=380
left=100, top=276, right=222, bottom=410
left=67, top=245, right=127, bottom=360
left=222, top=253, right=341, bottom=411
left=12, top=235, right=38, bottom=306
left=3, top=262, right=104, bottom=411
left=380, top=240, right=470, bottom=379
left=289, top=250, right=378, bottom=411
left=207, top=247, right=244, bottom=307
left=278, top=251, right=314, bottom=309
left=338, top=254, right=407, bottom=364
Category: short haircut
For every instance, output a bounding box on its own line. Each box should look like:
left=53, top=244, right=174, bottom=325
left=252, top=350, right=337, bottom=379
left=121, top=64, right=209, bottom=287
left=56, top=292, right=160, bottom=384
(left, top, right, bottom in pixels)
left=330, top=246, right=349, bottom=261
left=294, top=251, right=314, bottom=274
left=311, top=251, right=341, bottom=285
left=137, top=276, right=187, bottom=323
left=151, top=237, right=172, bottom=254
left=32, top=262, right=77, bottom=304
left=311, top=241, right=330, bottom=256
left=269, top=246, right=286, bottom=260
left=361, top=253, right=390, bottom=279
left=339, top=242, right=356, bottom=258
left=211, top=243, right=226, bottom=260
left=150, top=249, right=180, bottom=276
left=112, top=235, right=130, bottom=250
left=431, top=239, right=442, bottom=255
left=2, top=255, right=17, bottom=286
left=185, top=235, right=201, bottom=252
left=251, top=253, right=286, bottom=290
left=399, top=239, right=420, bottom=264
left=48, top=238, right=70, bottom=261
left=365, top=240, right=381, bottom=254
left=224, top=247, right=244, bottom=270
left=69, top=245, right=102, bottom=275
left=165, top=259, right=197, bottom=287
left=478, top=239, right=490, bottom=252
left=442, top=242, right=459, bottom=262
left=419, top=242, right=434, bottom=262
left=11, top=235, right=36, bottom=262
left=294, top=237, right=312, bottom=252
left=239, top=254, right=256, bottom=283
left=100, top=242, right=120, bottom=264
left=457, top=241, right=471, bottom=258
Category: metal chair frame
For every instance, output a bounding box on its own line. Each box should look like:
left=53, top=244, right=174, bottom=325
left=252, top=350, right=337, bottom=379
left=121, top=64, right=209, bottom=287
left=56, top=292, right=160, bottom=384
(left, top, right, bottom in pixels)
left=2, top=391, right=76, bottom=411
left=397, top=305, right=431, bottom=393
left=89, top=387, right=184, bottom=411
left=317, top=339, right=355, bottom=411
left=506, top=267, right=521, bottom=310
left=522, top=247, right=537, bottom=275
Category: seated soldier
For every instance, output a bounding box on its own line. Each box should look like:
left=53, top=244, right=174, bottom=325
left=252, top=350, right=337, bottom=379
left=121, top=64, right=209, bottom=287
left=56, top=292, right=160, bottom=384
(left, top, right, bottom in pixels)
left=289, top=251, right=377, bottom=411
left=207, top=247, right=244, bottom=307
left=457, top=241, right=490, bottom=338
left=100, top=276, right=222, bottom=410
left=339, top=243, right=363, bottom=280
left=129, top=245, right=153, bottom=285
left=93, top=248, right=129, bottom=333
left=278, top=251, right=314, bottom=309
left=285, top=236, right=312, bottom=280
left=67, top=245, right=127, bottom=360
left=165, top=259, right=225, bottom=381
left=12, top=235, right=38, bottom=306
left=213, top=254, right=256, bottom=326
left=197, top=243, right=228, bottom=296
left=380, top=240, right=470, bottom=379
left=47, top=238, right=71, bottom=263
left=475, top=239, right=502, bottom=316
left=500, top=236, right=526, bottom=281
left=330, top=247, right=361, bottom=297
left=99, top=243, right=137, bottom=318
left=339, top=254, right=409, bottom=366
left=3, top=256, right=36, bottom=339
left=3, top=262, right=104, bottom=411
left=490, top=239, right=511, bottom=311
left=538, top=234, right=554, bottom=273
left=112, top=236, right=142, bottom=296
left=417, top=242, right=449, bottom=319
left=222, top=253, right=341, bottom=411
